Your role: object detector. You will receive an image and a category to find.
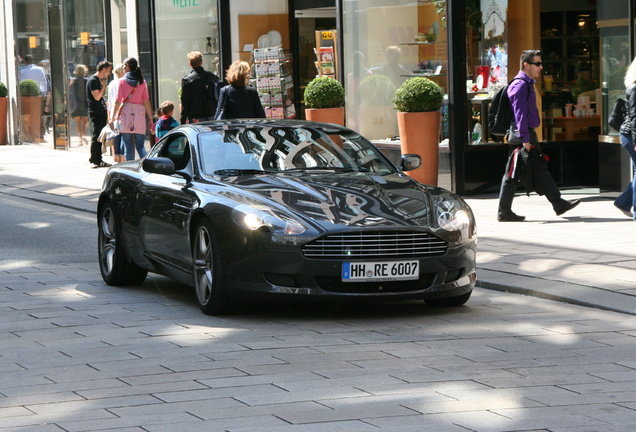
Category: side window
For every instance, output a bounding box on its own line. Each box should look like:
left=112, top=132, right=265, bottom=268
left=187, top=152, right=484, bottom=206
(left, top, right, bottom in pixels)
left=160, top=134, right=190, bottom=171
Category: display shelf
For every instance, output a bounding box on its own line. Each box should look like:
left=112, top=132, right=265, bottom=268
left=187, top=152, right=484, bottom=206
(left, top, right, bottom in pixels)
left=399, top=41, right=446, bottom=46
left=251, top=47, right=296, bottom=119
left=401, top=73, right=447, bottom=78
left=313, top=30, right=338, bottom=80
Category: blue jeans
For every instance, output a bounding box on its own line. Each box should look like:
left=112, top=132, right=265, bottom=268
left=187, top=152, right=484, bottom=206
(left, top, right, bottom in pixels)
left=122, top=133, right=147, bottom=161
left=614, top=133, right=636, bottom=219
left=112, top=134, right=123, bottom=156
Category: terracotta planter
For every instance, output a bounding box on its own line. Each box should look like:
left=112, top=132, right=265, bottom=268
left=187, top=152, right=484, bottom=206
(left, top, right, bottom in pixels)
left=0, top=97, right=7, bottom=145
left=305, top=107, right=345, bottom=126
left=20, top=96, right=43, bottom=143
left=397, top=111, right=441, bottom=186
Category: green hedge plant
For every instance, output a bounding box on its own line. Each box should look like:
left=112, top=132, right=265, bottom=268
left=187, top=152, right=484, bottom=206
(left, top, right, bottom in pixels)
left=393, top=77, right=443, bottom=112
left=20, top=79, right=41, bottom=97
left=304, top=76, right=345, bottom=109
left=359, top=75, right=396, bottom=106
left=0, top=82, right=7, bottom=97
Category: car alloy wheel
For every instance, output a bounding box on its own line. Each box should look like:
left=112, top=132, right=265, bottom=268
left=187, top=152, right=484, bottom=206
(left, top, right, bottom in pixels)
left=98, top=202, right=147, bottom=285
left=192, top=220, right=235, bottom=315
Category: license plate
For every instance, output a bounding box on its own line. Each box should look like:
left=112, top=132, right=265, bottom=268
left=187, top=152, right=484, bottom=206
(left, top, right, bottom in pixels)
left=342, top=261, right=419, bottom=282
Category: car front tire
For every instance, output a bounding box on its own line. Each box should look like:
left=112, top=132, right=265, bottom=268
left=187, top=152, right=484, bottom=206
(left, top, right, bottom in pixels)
left=98, top=202, right=148, bottom=286
left=192, top=220, right=236, bottom=315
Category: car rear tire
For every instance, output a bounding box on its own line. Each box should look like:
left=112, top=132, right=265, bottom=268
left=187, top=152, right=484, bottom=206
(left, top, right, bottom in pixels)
left=192, top=220, right=237, bottom=315
left=98, top=202, right=148, bottom=286
left=425, top=290, right=472, bottom=307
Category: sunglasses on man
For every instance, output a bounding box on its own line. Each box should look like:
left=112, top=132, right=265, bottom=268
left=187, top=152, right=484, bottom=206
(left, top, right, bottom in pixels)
left=527, top=61, right=543, bottom=67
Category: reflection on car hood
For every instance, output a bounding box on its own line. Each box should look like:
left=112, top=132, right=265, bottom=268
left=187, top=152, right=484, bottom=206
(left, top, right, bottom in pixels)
left=220, top=171, right=432, bottom=228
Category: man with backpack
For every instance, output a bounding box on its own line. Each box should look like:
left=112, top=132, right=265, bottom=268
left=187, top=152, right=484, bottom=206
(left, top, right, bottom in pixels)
left=497, top=49, right=580, bottom=222
left=180, top=51, right=221, bottom=124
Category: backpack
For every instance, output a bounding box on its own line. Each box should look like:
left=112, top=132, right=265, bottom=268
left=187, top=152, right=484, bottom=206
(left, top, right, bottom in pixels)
left=204, top=72, right=222, bottom=118
left=608, top=97, right=626, bottom=132
left=488, top=77, right=526, bottom=137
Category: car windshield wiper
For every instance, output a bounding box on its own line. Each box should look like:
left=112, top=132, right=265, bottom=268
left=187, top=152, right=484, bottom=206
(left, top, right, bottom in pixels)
left=213, top=169, right=272, bottom=176
left=283, top=166, right=370, bottom=173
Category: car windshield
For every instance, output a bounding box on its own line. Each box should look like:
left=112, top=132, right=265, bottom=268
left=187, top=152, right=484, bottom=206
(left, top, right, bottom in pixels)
left=196, top=125, right=397, bottom=176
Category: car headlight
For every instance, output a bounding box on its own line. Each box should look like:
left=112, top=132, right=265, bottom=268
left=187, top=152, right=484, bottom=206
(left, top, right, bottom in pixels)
left=231, top=204, right=307, bottom=235
left=432, top=193, right=476, bottom=239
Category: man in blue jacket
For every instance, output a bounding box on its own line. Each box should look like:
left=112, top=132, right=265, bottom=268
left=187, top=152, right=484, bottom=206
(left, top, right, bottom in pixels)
left=497, top=49, right=580, bottom=222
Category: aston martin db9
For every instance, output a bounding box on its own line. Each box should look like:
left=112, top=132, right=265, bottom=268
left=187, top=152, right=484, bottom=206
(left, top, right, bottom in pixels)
left=97, top=119, right=477, bottom=315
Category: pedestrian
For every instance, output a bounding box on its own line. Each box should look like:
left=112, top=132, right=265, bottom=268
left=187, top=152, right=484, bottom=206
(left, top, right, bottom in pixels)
left=86, top=60, right=113, bottom=168
left=111, top=57, right=154, bottom=161
left=155, top=101, right=179, bottom=140
left=180, top=51, right=220, bottom=124
left=214, top=60, right=266, bottom=120
left=497, top=49, right=580, bottom=221
left=107, top=63, right=125, bottom=163
left=19, top=55, right=50, bottom=141
left=151, top=107, right=162, bottom=144
left=614, top=57, right=636, bottom=220
left=69, top=64, right=89, bottom=147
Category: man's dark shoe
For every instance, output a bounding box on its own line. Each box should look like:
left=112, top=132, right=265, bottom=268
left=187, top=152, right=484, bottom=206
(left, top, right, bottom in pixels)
left=497, top=212, right=526, bottom=222
left=556, top=199, right=581, bottom=216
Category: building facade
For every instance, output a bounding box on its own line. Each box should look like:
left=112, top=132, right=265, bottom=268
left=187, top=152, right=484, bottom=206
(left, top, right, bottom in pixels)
left=1, top=0, right=634, bottom=195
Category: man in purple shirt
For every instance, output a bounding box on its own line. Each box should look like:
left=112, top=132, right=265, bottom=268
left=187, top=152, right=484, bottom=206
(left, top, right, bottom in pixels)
left=497, top=49, right=580, bottom=222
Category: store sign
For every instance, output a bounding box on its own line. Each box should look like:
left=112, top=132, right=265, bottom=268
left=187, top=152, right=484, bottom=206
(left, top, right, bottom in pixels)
left=321, top=31, right=333, bottom=40
left=173, top=0, right=198, bottom=7
left=80, top=32, right=89, bottom=45
left=29, top=36, right=37, bottom=48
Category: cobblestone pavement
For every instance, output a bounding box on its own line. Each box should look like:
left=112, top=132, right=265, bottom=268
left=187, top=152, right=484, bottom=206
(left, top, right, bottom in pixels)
left=2, top=143, right=636, bottom=431
left=3, top=261, right=636, bottom=432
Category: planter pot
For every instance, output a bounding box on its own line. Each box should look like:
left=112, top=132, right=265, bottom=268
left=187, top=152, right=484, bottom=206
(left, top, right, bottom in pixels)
left=397, top=111, right=441, bottom=186
left=305, top=107, right=345, bottom=126
left=0, top=97, right=7, bottom=145
left=20, top=96, right=42, bottom=143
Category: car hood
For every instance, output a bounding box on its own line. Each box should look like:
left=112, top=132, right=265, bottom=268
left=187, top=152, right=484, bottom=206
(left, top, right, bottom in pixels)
left=216, top=171, right=434, bottom=229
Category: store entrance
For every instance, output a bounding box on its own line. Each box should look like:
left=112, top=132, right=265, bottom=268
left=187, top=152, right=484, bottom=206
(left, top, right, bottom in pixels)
left=293, top=7, right=336, bottom=119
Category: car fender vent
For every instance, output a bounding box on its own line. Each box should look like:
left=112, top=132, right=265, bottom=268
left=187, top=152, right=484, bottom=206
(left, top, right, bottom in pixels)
left=301, top=231, right=448, bottom=260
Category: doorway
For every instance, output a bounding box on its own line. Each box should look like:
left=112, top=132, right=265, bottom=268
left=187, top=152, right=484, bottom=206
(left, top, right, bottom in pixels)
left=293, top=7, right=336, bottom=119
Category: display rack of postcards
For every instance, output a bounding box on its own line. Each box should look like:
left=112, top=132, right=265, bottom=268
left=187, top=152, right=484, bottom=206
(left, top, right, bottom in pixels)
left=313, top=30, right=338, bottom=80
left=252, top=47, right=296, bottom=119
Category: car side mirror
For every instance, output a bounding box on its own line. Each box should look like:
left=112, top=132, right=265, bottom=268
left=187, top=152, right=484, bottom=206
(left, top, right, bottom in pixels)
left=143, top=157, right=175, bottom=175
left=400, top=154, right=421, bottom=172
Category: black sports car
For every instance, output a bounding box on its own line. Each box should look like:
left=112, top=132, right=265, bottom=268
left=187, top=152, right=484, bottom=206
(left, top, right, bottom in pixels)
left=97, top=119, right=477, bottom=315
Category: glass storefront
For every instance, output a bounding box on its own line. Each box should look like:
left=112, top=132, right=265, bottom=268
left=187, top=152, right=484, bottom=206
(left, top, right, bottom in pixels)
left=154, top=0, right=220, bottom=122
left=342, top=0, right=448, bottom=143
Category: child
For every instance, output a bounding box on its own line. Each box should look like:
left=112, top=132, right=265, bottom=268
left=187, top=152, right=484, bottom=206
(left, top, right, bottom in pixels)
left=154, top=101, right=179, bottom=141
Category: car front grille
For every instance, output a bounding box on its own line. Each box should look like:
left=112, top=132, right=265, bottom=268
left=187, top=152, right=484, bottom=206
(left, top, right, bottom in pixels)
left=301, top=231, right=448, bottom=260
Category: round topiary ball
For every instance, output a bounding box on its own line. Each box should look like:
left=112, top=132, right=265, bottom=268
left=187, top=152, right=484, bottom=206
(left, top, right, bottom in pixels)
left=19, top=79, right=41, bottom=97
left=304, top=77, right=345, bottom=109
left=393, top=77, right=443, bottom=113
left=359, top=75, right=396, bottom=106
left=0, top=82, right=7, bottom=98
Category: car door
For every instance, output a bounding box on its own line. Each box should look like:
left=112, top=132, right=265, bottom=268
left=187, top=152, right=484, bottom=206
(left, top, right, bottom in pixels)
left=138, top=133, right=198, bottom=272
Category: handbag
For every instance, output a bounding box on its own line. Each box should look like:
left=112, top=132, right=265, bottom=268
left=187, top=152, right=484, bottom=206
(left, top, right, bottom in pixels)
left=609, top=97, right=626, bottom=132
left=214, top=87, right=228, bottom=120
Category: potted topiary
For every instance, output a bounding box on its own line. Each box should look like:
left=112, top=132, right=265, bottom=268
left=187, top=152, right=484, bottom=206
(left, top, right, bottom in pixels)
left=0, top=81, right=7, bottom=145
left=303, top=76, right=345, bottom=125
left=19, top=79, right=43, bottom=143
left=358, top=74, right=397, bottom=139
left=393, top=77, right=444, bottom=185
